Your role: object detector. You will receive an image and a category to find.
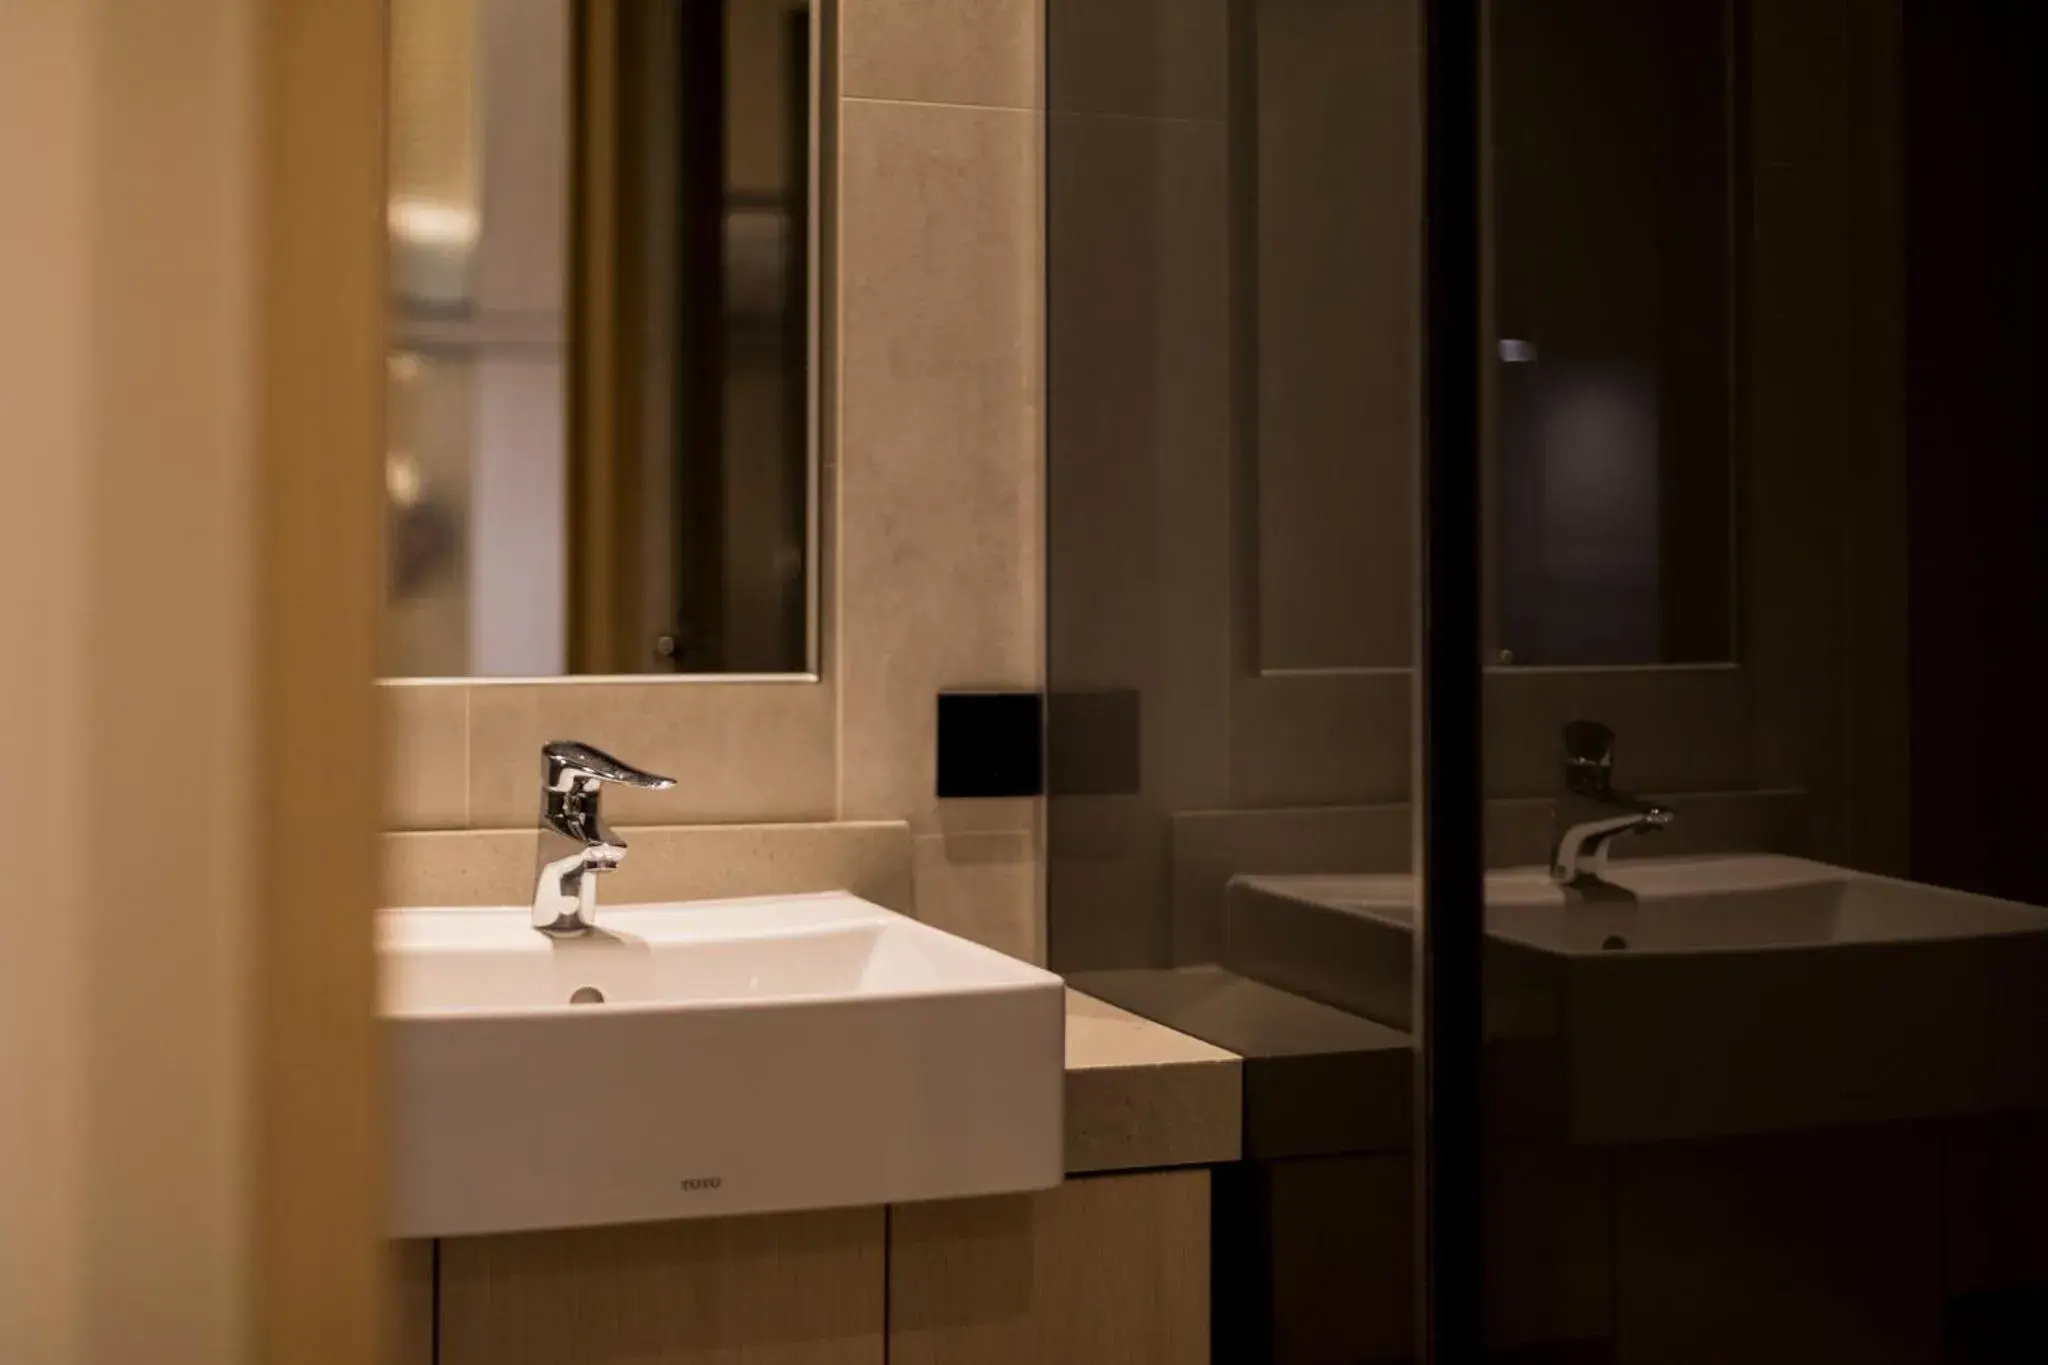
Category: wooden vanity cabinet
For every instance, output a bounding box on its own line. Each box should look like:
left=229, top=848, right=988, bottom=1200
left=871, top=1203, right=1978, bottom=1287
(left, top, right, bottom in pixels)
left=391, top=1169, right=1211, bottom=1365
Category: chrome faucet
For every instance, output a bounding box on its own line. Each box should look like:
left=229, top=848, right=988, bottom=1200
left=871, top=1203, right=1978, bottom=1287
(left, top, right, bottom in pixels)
left=531, top=739, right=675, bottom=936
left=1550, top=721, right=1673, bottom=899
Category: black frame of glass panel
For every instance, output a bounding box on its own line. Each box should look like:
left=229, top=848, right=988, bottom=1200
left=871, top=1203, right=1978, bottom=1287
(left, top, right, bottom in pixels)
left=1418, top=0, right=1487, bottom=1360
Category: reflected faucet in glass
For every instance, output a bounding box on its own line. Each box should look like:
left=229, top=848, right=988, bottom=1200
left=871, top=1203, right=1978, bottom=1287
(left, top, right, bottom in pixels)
left=1549, top=720, right=1673, bottom=899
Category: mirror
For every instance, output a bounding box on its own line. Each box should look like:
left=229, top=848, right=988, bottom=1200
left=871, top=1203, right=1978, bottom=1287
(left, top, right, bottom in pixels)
left=1485, top=0, right=1736, bottom=667
left=384, top=0, right=818, bottom=678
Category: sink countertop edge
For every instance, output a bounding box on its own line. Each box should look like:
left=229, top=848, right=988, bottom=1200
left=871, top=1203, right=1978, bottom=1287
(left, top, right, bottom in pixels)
left=1064, top=989, right=1243, bottom=1175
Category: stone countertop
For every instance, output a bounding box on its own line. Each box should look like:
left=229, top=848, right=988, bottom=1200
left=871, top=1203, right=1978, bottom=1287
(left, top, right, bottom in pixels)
left=1069, top=966, right=1414, bottom=1161
left=1064, top=989, right=1242, bottom=1175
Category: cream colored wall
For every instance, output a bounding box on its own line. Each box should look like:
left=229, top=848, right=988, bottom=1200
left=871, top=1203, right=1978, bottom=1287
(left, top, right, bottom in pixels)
left=1, top=2, right=385, bottom=1361
left=2, top=7, right=259, bottom=1359
left=1, top=10, right=92, bottom=1359
left=381, top=1, right=1048, bottom=962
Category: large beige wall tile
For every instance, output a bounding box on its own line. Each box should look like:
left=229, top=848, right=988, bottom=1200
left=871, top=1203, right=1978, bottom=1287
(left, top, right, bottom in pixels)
left=466, top=680, right=835, bottom=827
left=383, top=820, right=914, bottom=910
left=382, top=683, right=469, bottom=829
left=842, top=0, right=1041, bottom=110
left=838, top=99, right=1042, bottom=825
left=913, top=830, right=1038, bottom=962
left=615, top=821, right=915, bottom=910
left=384, top=829, right=529, bottom=906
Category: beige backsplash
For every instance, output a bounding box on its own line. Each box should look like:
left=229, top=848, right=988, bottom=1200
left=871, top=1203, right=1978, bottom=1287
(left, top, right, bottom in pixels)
left=384, top=820, right=909, bottom=909
left=381, top=819, right=1044, bottom=965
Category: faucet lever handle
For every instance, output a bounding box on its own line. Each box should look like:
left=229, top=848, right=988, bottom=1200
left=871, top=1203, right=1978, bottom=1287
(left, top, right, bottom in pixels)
left=542, top=739, right=677, bottom=794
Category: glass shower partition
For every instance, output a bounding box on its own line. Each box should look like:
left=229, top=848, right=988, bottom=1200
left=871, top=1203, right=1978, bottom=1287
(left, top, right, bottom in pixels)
left=1045, top=0, right=1470, bottom=1358
left=1049, top=1, right=2048, bottom=1363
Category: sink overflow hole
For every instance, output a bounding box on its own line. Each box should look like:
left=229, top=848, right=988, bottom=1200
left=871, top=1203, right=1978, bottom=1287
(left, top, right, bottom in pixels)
left=1601, top=935, right=1629, bottom=952
left=569, top=985, right=605, bottom=1005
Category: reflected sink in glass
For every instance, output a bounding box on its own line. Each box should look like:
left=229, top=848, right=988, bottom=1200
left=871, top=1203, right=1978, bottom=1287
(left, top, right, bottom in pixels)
left=383, top=892, right=1065, bottom=1238
left=1226, top=856, right=2048, bottom=1142
left=1260, top=857, right=2048, bottom=954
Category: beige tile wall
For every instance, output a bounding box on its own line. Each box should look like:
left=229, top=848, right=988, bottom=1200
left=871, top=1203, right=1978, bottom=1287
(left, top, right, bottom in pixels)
left=835, top=1, right=1045, bottom=964
left=836, top=93, right=1042, bottom=828
left=378, top=3, right=1048, bottom=961
left=383, top=820, right=916, bottom=912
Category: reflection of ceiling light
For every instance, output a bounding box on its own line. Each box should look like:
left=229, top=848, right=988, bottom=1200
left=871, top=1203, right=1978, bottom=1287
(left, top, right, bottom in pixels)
left=388, top=352, right=423, bottom=384
left=387, top=196, right=479, bottom=248
left=386, top=451, right=424, bottom=508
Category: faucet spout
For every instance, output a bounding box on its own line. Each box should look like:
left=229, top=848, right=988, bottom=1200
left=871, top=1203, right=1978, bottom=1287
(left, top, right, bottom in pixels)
left=531, top=740, right=675, bottom=936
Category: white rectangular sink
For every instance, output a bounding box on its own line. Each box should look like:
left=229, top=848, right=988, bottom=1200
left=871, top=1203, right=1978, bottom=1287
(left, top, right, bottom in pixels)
left=1227, top=856, right=2048, bottom=1141
left=382, top=892, right=1064, bottom=1238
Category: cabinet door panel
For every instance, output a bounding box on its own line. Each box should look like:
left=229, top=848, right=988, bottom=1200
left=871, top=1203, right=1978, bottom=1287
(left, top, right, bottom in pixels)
left=439, top=1208, right=885, bottom=1365
left=890, top=1170, right=1209, bottom=1365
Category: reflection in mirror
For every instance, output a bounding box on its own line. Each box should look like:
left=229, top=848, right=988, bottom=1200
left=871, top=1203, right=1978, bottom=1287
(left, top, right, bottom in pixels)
left=1486, top=0, right=1735, bottom=667
left=384, top=0, right=817, bottom=678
